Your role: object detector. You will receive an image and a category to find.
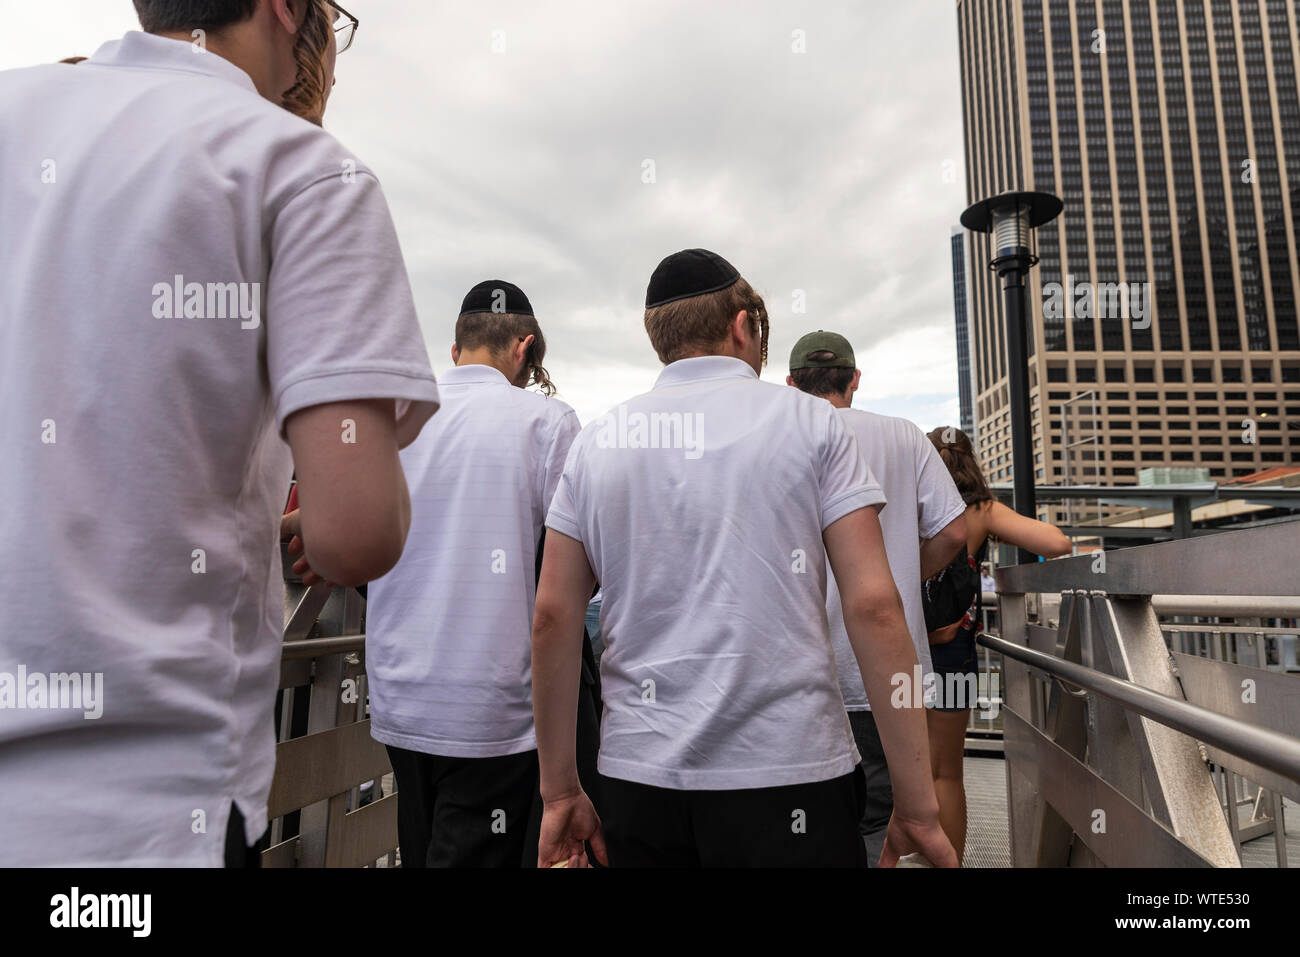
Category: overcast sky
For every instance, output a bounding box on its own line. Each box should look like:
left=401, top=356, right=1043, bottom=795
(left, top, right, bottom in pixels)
left=3, top=1, right=969, bottom=429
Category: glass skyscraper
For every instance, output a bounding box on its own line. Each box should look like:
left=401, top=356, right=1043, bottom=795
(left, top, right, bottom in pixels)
left=957, top=0, right=1300, bottom=497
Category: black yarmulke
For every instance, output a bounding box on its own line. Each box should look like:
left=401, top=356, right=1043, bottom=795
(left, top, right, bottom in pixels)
left=645, top=249, right=740, bottom=308
left=459, top=280, right=534, bottom=317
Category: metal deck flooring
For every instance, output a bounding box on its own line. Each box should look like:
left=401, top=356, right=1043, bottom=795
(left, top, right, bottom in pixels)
left=962, top=754, right=1297, bottom=868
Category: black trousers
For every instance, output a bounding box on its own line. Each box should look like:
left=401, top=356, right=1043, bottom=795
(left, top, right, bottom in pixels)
left=847, top=709, right=894, bottom=866
left=385, top=745, right=539, bottom=868
left=387, top=629, right=605, bottom=868
left=600, top=769, right=868, bottom=867
left=223, top=803, right=269, bottom=868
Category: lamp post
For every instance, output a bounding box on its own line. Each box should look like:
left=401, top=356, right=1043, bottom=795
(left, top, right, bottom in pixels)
left=961, top=190, right=1063, bottom=565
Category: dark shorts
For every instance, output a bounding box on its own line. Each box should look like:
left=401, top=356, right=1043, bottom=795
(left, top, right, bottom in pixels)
left=600, top=770, right=868, bottom=867
left=929, top=626, right=979, bottom=713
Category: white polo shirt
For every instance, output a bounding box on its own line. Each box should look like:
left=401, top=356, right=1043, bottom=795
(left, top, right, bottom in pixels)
left=827, top=410, right=966, bottom=710
left=0, top=33, right=439, bottom=865
left=545, top=355, right=886, bottom=790
left=366, top=365, right=579, bottom=758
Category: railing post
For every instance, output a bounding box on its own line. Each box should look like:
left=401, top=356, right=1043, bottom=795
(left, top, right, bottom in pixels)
left=1088, top=594, right=1240, bottom=866
left=295, top=587, right=364, bottom=868
left=999, top=591, right=1046, bottom=867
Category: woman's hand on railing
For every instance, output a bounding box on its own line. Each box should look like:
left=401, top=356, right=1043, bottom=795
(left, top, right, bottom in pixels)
left=281, top=509, right=337, bottom=589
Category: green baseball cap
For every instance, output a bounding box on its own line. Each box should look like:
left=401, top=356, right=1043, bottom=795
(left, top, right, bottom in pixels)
left=789, top=330, right=856, bottom=370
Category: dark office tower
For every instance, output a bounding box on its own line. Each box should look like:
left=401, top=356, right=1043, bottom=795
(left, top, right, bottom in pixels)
left=952, top=226, right=977, bottom=436
left=957, top=0, right=1300, bottom=504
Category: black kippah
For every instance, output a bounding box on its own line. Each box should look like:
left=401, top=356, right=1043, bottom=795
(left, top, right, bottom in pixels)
left=459, top=280, right=534, bottom=317
left=645, top=249, right=741, bottom=308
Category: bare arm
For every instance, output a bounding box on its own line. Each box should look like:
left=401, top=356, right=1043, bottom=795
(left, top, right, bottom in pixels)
left=823, top=506, right=957, bottom=866
left=918, top=513, right=967, bottom=581
left=985, top=501, right=1071, bottom=558
left=282, top=398, right=412, bottom=587
left=532, top=531, right=595, bottom=801
left=531, top=531, right=607, bottom=867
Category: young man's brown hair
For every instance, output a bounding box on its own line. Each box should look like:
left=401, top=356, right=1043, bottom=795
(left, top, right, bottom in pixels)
left=644, top=277, right=769, bottom=366
left=454, top=312, right=556, bottom=396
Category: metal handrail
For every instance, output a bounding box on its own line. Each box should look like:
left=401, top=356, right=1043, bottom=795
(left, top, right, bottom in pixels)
left=978, top=631, right=1300, bottom=786
left=1150, top=595, right=1299, bottom=618
left=281, top=634, right=366, bottom=660
left=977, top=592, right=1297, bottom=618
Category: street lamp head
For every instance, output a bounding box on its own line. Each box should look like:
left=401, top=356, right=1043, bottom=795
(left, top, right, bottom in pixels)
left=961, top=190, right=1063, bottom=257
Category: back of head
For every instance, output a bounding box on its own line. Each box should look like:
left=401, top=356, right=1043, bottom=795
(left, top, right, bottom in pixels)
left=133, top=0, right=335, bottom=125
left=927, top=426, right=993, bottom=507
left=788, top=330, right=856, bottom=399
left=133, top=1, right=259, bottom=33
left=643, top=248, right=768, bottom=365
left=455, top=280, right=555, bottom=396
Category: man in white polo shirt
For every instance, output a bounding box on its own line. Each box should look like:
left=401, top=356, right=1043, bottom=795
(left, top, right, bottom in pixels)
left=787, top=330, right=967, bottom=865
left=366, top=281, right=581, bottom=867
left=530, top=249, right=957, bottom=867
left=0, top=2, right=440, bottom=866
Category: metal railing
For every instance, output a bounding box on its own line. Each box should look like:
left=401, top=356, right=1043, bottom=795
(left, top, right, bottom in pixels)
left=991, top=521, right=1299, bottom=867
left=262, top=550, right=397, bottom=868
left=964, top=593, right=1004, bottom=745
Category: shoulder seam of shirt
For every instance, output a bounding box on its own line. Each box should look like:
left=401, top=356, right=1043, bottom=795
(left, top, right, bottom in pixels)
left=545, top=403, right=579, bottom=435
left=272, top=167, right=380, bottom=220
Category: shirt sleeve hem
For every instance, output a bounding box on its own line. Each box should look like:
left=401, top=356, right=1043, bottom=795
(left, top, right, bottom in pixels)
left=275, top=367, right=441, bottom=444
left=544, top=510, right=584, bottom=542
left=821, top=484, right=887, bottom=530
left=920, top=500, right=969, bottom=541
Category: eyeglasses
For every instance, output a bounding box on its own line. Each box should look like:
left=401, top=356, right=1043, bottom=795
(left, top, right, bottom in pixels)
left=329, top=3, right=359, bottom=54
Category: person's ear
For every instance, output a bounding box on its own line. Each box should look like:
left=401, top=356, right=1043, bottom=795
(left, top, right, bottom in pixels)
left=270, top=0, right=303, bottom=35
left=785, top=375, right=795, bottom=387
left=850, top=369, right=861, bottom=395
left=451, top=343, right=460, bottom=365
left=516, top=334, right=536, bottom=367
left=513, top=334, right=536, bottom=383
left=730, top=310, right=750, bottom=348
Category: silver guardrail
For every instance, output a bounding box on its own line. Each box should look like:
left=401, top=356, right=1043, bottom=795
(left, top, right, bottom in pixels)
left=979, top=633, right=1300, bottom=787
left=992, top=521, right=1299, bottom=868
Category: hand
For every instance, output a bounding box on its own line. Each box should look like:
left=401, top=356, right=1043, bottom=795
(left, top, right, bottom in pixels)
left=280, top=509, right=336, bottom=589
left=878, top=810, right=959, bottom=868
left=538, top=790, right=608, bottom=868
left=927, top=622, right=961, bottom=646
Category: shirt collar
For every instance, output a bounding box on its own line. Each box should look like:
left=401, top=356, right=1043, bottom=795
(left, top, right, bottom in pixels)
left=653, top=355, right=759, bottom=390
left=86, top=31, right=258, bottom=95
left=438, top=364, right=512, bottom=386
